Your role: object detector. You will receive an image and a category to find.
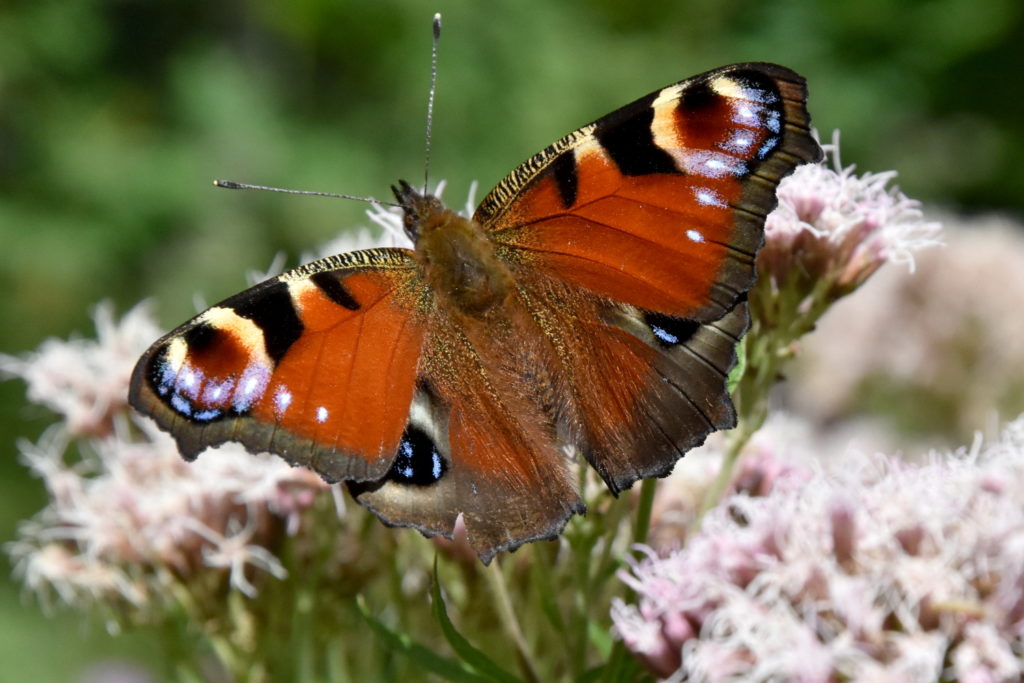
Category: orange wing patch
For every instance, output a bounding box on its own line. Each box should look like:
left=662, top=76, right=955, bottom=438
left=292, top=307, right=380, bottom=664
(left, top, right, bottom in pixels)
left=480, top=63, right=821, bottom=322
left=130, top=249, right=426, bottom=482
left=251, top=271, right=423, bottom=462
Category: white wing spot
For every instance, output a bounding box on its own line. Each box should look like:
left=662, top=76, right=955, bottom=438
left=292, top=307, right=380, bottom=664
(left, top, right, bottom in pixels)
left=177, top=366, right=205, bottom=399
left=274, top=387, right=292, bottom=416
left=203, top=378, right=234, bottom=405
left=694, top=187, right=727, bottom=208
left=686, top=229, right=705, bottom=243
left=683, top=150, right=746, bottom=178
left=720, top=132, right=754, bottom=155
left=316, top=406, right=329, bottom=423
left=232, top=363, right=271, bottom=412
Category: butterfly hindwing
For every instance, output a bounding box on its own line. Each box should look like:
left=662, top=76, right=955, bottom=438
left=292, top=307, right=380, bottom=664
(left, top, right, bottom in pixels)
left=130, top=249, right=427, bottom=482
left=505, top=272, right=748, bottom=495
left=351, top=305, right=584, bottom=563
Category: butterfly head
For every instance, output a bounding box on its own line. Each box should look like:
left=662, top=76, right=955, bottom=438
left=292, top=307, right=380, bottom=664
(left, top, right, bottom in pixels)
left=392, top=180, right=446, bottom=242
left=390, top=180, right=514, bottom=317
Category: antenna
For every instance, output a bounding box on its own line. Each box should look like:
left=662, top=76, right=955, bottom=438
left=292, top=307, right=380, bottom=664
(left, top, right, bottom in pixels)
left=212, top=15, right=445, bottom=209
left=212, top=179, right=398, bottom=208
left=422, top=13, right=442, bottom=194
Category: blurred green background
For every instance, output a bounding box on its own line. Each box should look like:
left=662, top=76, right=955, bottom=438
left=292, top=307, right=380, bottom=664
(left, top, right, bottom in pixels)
left=2, top=0, right=1022, bottom=679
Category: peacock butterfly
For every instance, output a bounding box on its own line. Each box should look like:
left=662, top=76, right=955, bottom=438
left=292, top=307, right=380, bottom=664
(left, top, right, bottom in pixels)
left=129, top=61, right=822, bottom=563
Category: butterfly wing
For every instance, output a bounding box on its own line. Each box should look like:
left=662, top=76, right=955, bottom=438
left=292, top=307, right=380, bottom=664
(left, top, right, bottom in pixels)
left=350, top=306, right=584, bottom=563
left=478, top=63, right=819, bottom=319
left=510, top=275, right=751, bottom=494
left=475, top=63, right=820, bottom=491
left=129, top=248, right=427, bottom=483
left=132, top=244, right=583, bottom=563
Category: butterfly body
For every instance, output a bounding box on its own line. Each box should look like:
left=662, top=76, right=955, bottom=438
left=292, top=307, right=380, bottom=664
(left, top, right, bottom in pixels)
left=131, top=63, right=822, bottom=562
left=401, top=187, right=515, bottom=318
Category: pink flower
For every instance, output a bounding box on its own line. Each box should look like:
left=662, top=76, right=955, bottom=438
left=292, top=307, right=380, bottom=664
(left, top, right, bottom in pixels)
left=648, top=417, right=819, bottom=551
left=613, top=416, right=1024, bottom=681
left=0, top=303, right=161, bottom=437
left=759, top=132, right=941, bottom=300
left=4, top=304, right=327, bottom=612
left=787, top=214, right=1024, bottom=440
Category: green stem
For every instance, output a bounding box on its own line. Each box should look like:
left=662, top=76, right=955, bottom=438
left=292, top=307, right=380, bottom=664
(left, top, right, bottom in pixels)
left=632, top=478, right=657, bottom=547
left=693, top=419, right=755, bottom=524
left=164, top=572, right=247, bottom=680
left=693, top=279, right=840, bottom=526
left=485, top=559, right=540, bottom=683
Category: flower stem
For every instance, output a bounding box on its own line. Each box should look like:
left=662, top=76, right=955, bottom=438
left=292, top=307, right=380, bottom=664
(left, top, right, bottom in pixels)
left=485, top=558, right=540, bottom=683
left=632, top=478, right=657, bottom=547
left=693, top=419, right=755, bottom=523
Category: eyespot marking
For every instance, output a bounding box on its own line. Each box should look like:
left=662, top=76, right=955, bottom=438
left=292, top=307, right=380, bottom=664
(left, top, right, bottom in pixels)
left=388, top=424, right=447, bottom=486
left=644, top=312, right=701, bottom=349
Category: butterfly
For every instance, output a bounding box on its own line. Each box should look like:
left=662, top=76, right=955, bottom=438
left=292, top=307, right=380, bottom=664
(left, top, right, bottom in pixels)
left=130, top=62, right=821, bottom=563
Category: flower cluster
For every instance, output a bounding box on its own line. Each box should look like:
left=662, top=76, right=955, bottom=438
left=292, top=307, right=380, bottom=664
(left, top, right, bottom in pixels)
left=0, top=303, right=161, bottom=438
left=3, top=306, right=327, bottom=618
left=708, top=136, right=942, bottom=517
left=759, top=131, right=942, bottom=302
left=613, top=417, right=1024, bottom=681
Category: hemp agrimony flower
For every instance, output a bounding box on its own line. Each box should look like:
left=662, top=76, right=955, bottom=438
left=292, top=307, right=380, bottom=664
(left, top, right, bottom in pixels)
left=614, top=417, right=1024, bottom=682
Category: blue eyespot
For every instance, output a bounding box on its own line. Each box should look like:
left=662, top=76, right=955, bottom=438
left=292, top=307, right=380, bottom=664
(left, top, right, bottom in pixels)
left=389, top=425, right=446, bottom=486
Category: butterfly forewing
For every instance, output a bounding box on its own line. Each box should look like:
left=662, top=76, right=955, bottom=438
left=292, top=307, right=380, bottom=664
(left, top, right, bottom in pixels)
left=479, top=63, right=821, bottom=321
left=130, top=249, right=427, bottom=482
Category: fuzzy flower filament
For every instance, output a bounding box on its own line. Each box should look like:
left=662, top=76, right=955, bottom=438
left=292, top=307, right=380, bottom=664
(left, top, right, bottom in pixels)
left=614, top=418, right=1024, bottom=681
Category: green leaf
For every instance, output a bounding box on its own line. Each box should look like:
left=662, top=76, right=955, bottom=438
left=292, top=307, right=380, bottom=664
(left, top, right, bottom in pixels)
left=357, top=596, right=489, bottom=683
left=727, top=337, right=748, bottom=393
left=431, top=559, right=522, bottom=683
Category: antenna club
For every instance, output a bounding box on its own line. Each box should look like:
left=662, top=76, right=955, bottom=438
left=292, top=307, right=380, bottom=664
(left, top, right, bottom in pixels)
left=433, top=13, right=442, bottom=37
left=213, top=179, right=242, bottom=189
